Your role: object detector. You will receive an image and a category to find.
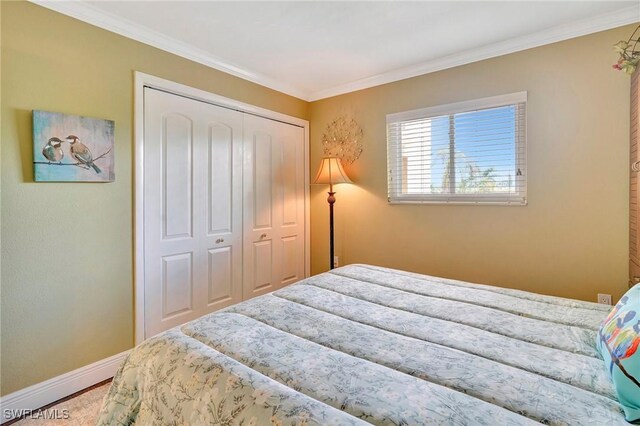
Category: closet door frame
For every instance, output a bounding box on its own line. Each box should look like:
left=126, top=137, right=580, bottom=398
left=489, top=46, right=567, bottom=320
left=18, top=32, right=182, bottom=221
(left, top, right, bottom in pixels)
left=133, top=72, right=310, bottom=344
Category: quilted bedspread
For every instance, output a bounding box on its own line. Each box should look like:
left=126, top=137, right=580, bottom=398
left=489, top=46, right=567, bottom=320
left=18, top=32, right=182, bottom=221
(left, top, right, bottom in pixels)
left=97, top=264, right=627, bottom=425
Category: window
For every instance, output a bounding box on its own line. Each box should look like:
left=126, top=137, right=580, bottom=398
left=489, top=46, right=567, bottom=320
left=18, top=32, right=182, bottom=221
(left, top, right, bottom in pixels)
left=387, top=92, right=527, bottom=205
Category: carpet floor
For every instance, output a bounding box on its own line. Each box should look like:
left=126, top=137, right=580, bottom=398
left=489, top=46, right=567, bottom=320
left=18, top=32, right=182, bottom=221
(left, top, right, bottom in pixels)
left=11, top=382, right=110, bottom=425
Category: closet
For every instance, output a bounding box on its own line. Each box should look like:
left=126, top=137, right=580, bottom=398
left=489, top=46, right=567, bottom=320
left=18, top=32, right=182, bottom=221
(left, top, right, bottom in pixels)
left=142, top=86, right=307, bottom=338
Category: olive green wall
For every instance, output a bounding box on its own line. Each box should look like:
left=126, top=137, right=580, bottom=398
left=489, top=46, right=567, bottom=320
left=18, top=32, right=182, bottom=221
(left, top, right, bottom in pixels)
left=0, top=1, right=307, bottom=395
left=309, top=25, right=635, bottom=304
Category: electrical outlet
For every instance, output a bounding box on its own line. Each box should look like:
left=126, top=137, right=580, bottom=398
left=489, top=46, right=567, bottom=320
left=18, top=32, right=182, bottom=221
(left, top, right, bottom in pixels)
left=597, top=293, right=612, bottom=305
left=333, top=256, right=339, bottom=268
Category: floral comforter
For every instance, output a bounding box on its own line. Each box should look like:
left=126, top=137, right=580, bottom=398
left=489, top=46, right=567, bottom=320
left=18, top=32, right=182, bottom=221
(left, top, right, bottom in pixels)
left=97, top=264, right=626, bottom=425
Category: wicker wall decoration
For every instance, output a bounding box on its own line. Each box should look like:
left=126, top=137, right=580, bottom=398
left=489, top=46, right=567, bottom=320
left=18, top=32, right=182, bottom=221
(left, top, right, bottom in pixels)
left=321, top=116, right=363, bottom=165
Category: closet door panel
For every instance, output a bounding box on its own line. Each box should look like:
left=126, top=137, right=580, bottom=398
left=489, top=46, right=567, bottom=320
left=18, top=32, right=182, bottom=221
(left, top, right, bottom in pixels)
left=145, top=91, right=197, bottom=336
left=279, top=127, right=306, bottom=286
left=207, top=123, right=233, bottom=235
left=253, top=240, right=274, bottom=291
left=244, top=128, right=276, bottom=297
left=281, top=236, right=300, bottom=285
left=243, top=114, right=305, bottom=299
left=201, top=112, right=244, bottom=312
left=252, top=133, right=274, bottom=230
left=144, top=88, right=243, bottom=338
left=162, top=114, right=193, bottom=239
left=281, top=135, right=300, bottom=227
left=207, top=247, right=233, bottom=306
left=162, top=252, right=193, bottom=317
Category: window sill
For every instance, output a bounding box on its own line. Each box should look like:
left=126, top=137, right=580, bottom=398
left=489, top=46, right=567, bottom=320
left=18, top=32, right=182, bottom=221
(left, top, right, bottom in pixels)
left=388, top=198, right=528, bottom=206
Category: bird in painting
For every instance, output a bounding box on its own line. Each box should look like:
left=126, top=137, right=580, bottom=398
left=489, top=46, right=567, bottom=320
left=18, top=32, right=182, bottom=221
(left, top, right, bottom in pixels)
left=42, top=137, right=64, bottom=163
left=66, top=135, right=101, bottom=173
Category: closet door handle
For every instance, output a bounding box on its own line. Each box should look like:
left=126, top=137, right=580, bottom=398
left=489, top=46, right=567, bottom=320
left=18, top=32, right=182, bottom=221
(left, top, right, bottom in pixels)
left=215, top=238, right=224, bottom=244
left=632, top=161, right=640, bottom=172
left=259, top=233, right=267, bottom=240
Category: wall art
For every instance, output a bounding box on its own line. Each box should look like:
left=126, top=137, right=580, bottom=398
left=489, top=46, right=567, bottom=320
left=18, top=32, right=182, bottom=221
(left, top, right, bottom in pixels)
left=33, top=110, right=114, bottom=182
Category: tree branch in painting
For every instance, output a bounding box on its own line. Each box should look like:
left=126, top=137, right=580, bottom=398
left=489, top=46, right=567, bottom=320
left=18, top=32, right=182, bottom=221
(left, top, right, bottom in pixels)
left=33, top=147, right=112, bottom=170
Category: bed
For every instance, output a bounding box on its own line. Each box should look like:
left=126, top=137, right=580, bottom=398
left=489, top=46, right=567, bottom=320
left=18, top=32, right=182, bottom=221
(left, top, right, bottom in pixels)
left=97, top=264, right=628, bottom=425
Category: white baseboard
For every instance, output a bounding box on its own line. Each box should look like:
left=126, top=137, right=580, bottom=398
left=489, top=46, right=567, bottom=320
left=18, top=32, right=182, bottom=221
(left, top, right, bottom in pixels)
left=0, top=350, right=130, bottom=422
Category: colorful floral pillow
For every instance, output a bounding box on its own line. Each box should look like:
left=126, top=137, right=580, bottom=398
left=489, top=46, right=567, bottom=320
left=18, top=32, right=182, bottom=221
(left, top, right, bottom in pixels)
left=596, top=284, right=640, bottom=422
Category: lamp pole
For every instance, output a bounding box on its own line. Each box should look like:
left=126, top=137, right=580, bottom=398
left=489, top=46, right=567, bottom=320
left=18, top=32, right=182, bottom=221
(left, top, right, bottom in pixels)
left=327, top=182, right=335, bottom=270
left=313, top=157, right=351, bottom=271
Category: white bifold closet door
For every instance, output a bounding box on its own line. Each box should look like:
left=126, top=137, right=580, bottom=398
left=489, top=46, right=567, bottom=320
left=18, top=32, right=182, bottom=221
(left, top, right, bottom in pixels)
left=143, top=87, right=305, bottom=338
left=144, top=88, right=244, bottom=337
left=243, top=114, right=305, bottom=299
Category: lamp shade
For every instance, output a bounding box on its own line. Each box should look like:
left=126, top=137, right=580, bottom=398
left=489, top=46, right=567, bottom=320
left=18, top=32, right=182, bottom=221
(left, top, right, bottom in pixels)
left=313, top=157, right=352, bottom=185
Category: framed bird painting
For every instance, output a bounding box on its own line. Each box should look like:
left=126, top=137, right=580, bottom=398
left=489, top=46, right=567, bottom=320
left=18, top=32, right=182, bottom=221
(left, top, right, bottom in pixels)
left=33, top=110, right=115, bottom=182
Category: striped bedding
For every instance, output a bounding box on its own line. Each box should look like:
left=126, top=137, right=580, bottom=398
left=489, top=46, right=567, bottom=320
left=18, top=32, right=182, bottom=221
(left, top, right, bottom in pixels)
left=97, top=264, right=626, bottom=425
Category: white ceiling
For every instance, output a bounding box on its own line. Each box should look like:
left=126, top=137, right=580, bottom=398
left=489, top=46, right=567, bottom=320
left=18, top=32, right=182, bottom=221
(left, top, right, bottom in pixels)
left=34, top=1, right=639, bottom=101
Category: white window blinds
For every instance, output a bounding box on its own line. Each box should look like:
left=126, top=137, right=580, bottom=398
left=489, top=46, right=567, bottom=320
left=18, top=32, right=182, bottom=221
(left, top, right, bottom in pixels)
left=387, top=92, right=527, bottom=205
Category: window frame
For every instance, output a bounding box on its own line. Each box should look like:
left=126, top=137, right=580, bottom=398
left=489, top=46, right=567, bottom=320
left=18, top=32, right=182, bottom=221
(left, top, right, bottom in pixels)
left=386, top=92, right=527, bottom=206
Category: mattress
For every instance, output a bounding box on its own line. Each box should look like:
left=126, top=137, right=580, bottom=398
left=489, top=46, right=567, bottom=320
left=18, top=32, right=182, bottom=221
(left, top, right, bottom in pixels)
left=97, top=264, right=626, bottom=425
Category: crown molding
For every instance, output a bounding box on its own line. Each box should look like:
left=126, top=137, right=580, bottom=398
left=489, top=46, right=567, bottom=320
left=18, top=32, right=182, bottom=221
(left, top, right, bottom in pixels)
left=29, top=0, right=312, bottom=101
left=307, top=5, right=640, bottom=101
left=29, top=1, right=639, bottom=103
